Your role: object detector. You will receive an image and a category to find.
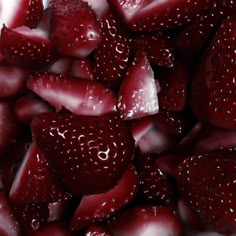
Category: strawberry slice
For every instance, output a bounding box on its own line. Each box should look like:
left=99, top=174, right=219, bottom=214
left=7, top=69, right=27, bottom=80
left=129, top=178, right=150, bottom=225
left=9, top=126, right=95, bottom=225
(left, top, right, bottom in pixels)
left=48, top=57, right=73, bottom=75
left=0, top=65, right=28, bottom=99
left=84, top=224, right=111, bottom=236
left=93, top=11, right=132, bottom=89
left=190, top=16, right=236, bottom=130
left=117, top=53, right=159, bottom=120
left=108, top=205, right=184, bottom=236
left=173, top=7, right=223, bottom=61
left=31, top=112, right=135, bottom=195
left=177, top=149, right=236, bottom=234
left=0, top=192, right=21, bottom=236
left=9, top=142, right=71, bottom=204
left=70, top=166, right=138, bottom=230
left=50, top=0, right=101, bottom=58
left=83, top=0, right=109, bottom=18
left=158, top=60, right=190, bottom=111
left=108, top=0, right=215, bottom=32
left=132, top=33, right=175, bottom=68
left=28, top=73, right=117, bottom=116
left=0, top=26, right=55, bottom=69
left=135, top=152, right=177, bottom=207
left=0, top=0, right=43, bottom=29
left=32, top=223, right=73, bottom=236
left=14, top=94, right=53, bottom=125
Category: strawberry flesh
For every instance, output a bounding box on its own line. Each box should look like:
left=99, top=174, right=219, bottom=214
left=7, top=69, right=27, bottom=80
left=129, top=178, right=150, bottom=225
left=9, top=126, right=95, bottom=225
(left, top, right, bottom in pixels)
left=31, top=112, right=135, bottom=195
left=27, top=73, right=117, bottom=116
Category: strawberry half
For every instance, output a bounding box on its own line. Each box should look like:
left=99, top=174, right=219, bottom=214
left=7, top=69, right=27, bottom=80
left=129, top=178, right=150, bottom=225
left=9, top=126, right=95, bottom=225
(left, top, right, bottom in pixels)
left=50, top=0, right=101, bottom=58
left=190, top=16, right=236, bottom=130
left=177, top=149, right=236, bottom=234
left=27, top=73, right=117, bottom=116
left=108, top=205, right=184, bottom=236
left=9, top=142, right=71, bottom=204
left=117, top=53, right=159, bottom=120
left=93, top=11, right=132, bottom=89
left=70, top=166, right=138, bottom=230
left=0, top=26, right=55, bottom=69
left=108, top=0, right=216, bottom=32
left=31, top=112, right=135, bottom=195
left=0, top=0, right=43, bottom=29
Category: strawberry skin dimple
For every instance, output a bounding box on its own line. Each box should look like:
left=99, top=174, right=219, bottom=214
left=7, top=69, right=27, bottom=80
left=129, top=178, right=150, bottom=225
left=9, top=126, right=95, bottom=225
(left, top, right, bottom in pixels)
left=31, top=112, right=135, bottom=195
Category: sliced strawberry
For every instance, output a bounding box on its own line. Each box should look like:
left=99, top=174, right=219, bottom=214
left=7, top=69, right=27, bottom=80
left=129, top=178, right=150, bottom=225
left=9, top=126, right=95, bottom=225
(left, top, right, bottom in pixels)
left=108, top=205, right=184, bottom=236
left=0, top=65, right=28, bottom=98
left=0, top=102, right=21, bottom=160
left=158, top=60, right=190, bottom=111
left=31, top=112, right=135, bottom=195
left=117, top=53, right=159, bottom=120
left=70, top=58, right=94, bottom=80
left=14, top=94, right=53, bottom=125
left=9, top=142, right=71, bottom=204
left=93, top=11, right=132, bottom=89
left=190, top=16, right=236, bottom=130
left=83, top=0, right=109, bottom=18
left=70, top=166, right=138, bottom=230
left=177, top=149, right=236, bottom=234
left=32, top=223, right=73, bottom=236
left=132, top=33, right=175, bottom=68
left=0, top=0, right=43, bottom=29
left=28, top=73, right=117, bottom=116
left=135, top=152, right=177, bottom=207
left=0, top=26, right=55, bottom=69
left=0, top=192, right=21, bottom=236
left=84, top=224, right=111, bottom=236
left=173, top=7, right=223, bottom=61
left=108, top=0, right=216, bottom=32
left=50, top=0, right=101, bottom=58
left=48, top=57, right=73, bottom=75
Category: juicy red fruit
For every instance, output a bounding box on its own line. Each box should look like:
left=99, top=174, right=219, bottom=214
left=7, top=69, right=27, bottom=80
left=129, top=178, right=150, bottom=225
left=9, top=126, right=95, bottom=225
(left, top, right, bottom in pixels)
left=31, top=112, right=135, bottom=195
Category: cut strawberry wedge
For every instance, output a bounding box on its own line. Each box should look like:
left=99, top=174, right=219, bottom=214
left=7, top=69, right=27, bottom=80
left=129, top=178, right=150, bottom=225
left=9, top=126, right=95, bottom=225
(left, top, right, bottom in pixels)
left=0, top=26, right=55, bottom=69
left=132, top=33, right=175, bottom=68
left=108, top=205, right=184, bottom=236
left=70, top=166, right=138, bottom=230
left=0, top=65, right=28, bottom=98
left=50, top=0, right=101, bottom=58
left=108, top=0, right=215, bottom=32
left=0, top=0, right=43, bottom=29
left=117, top=53, right=159, bottom=120
left=28, top=73, right=117, bottom=116
left=84, top=224, right=111, bottom=236
left=14, top=93, right=53, bottom=125
left=9, top=142, right=71, bottom=204
left=0, top=192, right=21, bottom=236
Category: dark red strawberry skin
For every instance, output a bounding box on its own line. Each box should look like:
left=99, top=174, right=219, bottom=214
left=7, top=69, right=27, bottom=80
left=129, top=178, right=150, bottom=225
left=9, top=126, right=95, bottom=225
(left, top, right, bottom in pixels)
left=191, top=16, right=236, bottom=130
left=177, top=149, right=236, bottom=234
left=84, top=224, right=111, bottom=236
left=31, top=112, right=135, bottom=195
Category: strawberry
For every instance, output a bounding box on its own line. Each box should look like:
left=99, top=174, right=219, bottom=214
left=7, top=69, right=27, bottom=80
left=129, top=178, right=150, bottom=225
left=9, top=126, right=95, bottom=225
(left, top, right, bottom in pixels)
left=14, top=93, right=53, bottom=125
left=0, top=0, right=43, bottom=29
left=83, top=0, right=109, bottom=18
left=31, top=112, right=135, bottom=195
left=50, top=0, right=101, bottom=58
left=108, top=205, right=184, bottom=236
left=108, top=0, right=216, bottom=32
left=27, top=73, right=117, bottom=116
left=132, top=33, right=175, bottom=68
left=191, top=16, right=236, bottom=130
left=9, top=142, right=71, bottom=204
left=176, top=149, right=236, bottom=234
left=0, top=65, right=28, bottom=99
left=93, top=11, right=132, bottom=89
left=173, top=7, right=223, bottom=61
left=0, top=26, right=55, bottom=69
left=220, top=0, right=236, bottom=14
left=135, top=152, right=177, bottom=207
left=117, top=53, right=159, bottom=120
left=0, top=192, right=21, bottom=236
left=84, top=224, right=111, bottom=236
left=158, top=60, right=190, bottom=111
left=70, top=166, right=138, bottom=230
left=48, top=57, right=73, bottom=75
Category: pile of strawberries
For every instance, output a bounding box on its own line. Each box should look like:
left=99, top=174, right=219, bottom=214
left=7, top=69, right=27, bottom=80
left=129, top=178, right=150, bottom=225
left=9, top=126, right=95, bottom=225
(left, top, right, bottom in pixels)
left=0, top=0, right=235, bottom=235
